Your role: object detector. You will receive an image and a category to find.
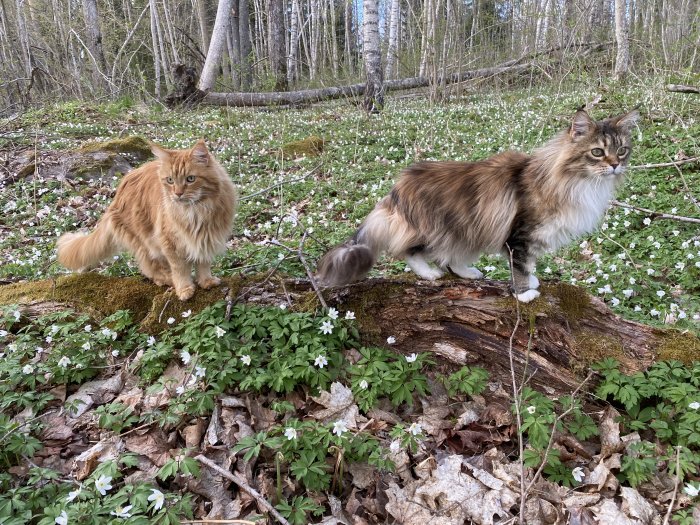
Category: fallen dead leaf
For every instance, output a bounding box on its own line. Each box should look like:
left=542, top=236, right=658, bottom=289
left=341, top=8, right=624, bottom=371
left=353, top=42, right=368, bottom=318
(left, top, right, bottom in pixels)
left=72, top=437, right=123, bottom=480
left=66, top=372, right=125, bottom=418
left=599, top=406, right=622, bottom=457
left=311, top=382, right=361, bottom=430
left=620, top=486, right=660, bottom=524
left=123, top=428, right=171, bottom=467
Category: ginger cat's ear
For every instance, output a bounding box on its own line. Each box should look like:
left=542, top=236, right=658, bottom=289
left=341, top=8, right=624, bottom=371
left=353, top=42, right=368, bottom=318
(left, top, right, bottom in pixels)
left=569, top=110, right=595, bottom=140
left=150, top=142, right=170, bottom=162
left=191, top=139, right=210, bottom=166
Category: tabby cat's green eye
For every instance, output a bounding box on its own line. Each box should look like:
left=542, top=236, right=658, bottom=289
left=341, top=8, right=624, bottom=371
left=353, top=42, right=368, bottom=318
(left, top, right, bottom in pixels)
left=617, top=147, right=629, bottom=157
left=591, top=148, right=605, bottom=157
left=166, top=177, right=174, bottom=184
left=186, top=175, right=196, bottom=183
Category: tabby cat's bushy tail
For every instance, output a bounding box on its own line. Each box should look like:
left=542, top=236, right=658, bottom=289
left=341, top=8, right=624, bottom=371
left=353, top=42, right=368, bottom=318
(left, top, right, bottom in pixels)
left=57, top=219, right=118, bottom=271
left=316, top=201, right=395, bottom=286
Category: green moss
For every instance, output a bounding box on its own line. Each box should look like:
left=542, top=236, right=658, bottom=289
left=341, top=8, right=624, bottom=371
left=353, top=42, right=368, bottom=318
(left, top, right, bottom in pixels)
left=281, top=135, right=325, bottom=158
left=78, top=136, right=152, bottom=158
left=340, top=281, right=406, bottom=343
left=0, top=273, right=161, bottom=321
left=573, top=329, right=627, bottom=373
left=656, top=332, right=700, bottom=365
left=138, top=276, right=243, bottom=333
left=545, top=282, right=592, bottom=322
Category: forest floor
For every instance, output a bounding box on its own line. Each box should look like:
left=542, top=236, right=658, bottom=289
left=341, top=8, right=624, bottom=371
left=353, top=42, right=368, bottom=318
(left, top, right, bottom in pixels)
left=0, top=79, right=699, bottom=524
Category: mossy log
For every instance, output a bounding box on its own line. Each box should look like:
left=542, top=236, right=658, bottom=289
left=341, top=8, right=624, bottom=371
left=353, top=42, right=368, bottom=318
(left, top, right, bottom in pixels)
left=1, top=274, right=696, bottom=393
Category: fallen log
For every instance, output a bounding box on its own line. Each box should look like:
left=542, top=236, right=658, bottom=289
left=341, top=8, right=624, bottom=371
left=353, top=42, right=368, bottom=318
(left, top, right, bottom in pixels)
left=666, top=84, right=700, bottom=94
left=3, top=274, right=695, bottom=396
left=201, top=63, right=534, bottom=107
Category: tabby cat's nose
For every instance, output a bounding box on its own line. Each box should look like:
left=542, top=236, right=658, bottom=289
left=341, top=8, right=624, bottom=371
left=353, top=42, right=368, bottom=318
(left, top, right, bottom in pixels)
left=610, top=163, right=619, bottom=170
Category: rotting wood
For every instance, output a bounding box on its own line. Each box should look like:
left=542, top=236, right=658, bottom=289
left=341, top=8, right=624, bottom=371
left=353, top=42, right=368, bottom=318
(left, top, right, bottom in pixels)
left=3, top=274, right=690, bottom=397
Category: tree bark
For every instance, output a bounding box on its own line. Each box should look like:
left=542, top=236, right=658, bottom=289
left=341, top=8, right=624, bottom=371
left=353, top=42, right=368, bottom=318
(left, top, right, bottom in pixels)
left=238, top=0, right=252, bottom=90
left=614, top=0, right=630, bottom=79
left=7, top=276, right=691, bottom=397
left=199, top=0, right=234, bottom=91
left=267, top=0, right=287, bottom=90
left=287, top=0, right=301, bottom=84
left=362, top=0, right=383, bottom=112
left=196, top=0, right=211, bottom=56
left=81, top=0, right=109, bottom=88
left=666, top=84, right=700, bottom=94
left=384, top=0, right=400, bottom=79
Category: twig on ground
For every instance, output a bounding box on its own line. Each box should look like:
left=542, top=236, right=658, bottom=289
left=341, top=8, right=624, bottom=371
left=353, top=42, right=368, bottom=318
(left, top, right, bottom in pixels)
left=239, top=163, right=323, bottom=201
left=180, top=520, right=258, bottom=525
left=662, top=446, right=682, bottom=525
left=667, top=154, right=700, bottom=215
left=628, top=157, right=699, bottom=170
left=611, top=200, right=700, bottom=224
left=195, top=454, right=291, bottom=525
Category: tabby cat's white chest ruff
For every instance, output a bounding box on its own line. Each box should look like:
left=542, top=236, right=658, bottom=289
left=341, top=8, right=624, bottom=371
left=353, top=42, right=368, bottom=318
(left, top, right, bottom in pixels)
left=534, top=177, right=616, bottom=253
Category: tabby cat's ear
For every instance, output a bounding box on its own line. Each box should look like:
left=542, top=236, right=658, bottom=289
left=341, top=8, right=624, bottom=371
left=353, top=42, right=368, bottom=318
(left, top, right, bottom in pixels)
left=191, top=139, right=210, bottom=166
left=613, top=109, right=640, bottom=132
left=150, top=142, right=170, bottom=161
left=569, top=110, right=595, bottom=140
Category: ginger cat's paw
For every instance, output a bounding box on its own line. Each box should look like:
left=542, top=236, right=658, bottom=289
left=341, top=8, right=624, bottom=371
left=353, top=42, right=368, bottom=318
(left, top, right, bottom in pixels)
left=176, top=285, right=196, bottom=301
left=197, top=276, right=221, bottom=289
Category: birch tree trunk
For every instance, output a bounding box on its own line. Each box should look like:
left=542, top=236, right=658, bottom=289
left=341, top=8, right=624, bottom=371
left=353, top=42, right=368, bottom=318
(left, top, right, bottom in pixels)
left=287, top=0, right=301, bottom=83
left=329, top=0, right=339, bottom=76
left=230, top=5, right=241, bottom=89
left=384, top=0, right=400, bottom=79
left=267, top=0, right=287, bottom=90
left=362, top=0, right=383, bottom=112
left=310, top=0, right=321, bottom=79
left=81, top=0, right=109, bottom=88
left=199, top=0, right=234, bottom=91
left=614, top=0, right=630, bottom=78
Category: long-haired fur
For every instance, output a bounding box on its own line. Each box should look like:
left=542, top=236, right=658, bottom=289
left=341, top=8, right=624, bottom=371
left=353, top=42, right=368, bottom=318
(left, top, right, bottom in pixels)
left=57, top=140, right=238, bottom=301
left=316, top=109, right=639, bottom=302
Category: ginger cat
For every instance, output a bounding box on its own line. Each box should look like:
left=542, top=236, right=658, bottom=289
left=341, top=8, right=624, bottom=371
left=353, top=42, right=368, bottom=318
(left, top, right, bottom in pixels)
left=57, top=140, right=238, bottom=300
left=317, top=109, right=639, bottom=303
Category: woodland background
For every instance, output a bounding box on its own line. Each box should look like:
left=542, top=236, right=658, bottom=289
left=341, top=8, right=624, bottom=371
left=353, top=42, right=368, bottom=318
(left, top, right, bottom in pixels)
left=0, top=0, right=699, bottom=111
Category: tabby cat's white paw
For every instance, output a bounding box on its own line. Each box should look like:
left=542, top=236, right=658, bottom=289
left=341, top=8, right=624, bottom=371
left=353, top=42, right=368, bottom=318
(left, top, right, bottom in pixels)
left=414, top=267, right=445, bottom=280
left=451, top=265, right=484, bottom=279
left=514, top=289, right=540, bottom=303
left=528, top=275, right=540, bottom=289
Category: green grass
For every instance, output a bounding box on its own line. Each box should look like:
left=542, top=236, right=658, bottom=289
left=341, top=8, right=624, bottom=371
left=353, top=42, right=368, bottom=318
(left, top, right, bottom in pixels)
left=1, top=79, right=699, bottom=329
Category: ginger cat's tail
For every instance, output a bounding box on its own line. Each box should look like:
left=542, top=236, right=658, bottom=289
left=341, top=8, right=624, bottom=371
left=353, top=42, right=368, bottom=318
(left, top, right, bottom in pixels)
left=57, top=219, right=118, bottom=271
left=316, top=199, right=398, bottom=286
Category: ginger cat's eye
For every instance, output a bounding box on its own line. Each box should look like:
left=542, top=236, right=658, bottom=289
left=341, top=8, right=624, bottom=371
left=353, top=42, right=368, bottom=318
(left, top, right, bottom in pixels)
left=617, top=147, right=629, bottom=157
left=590, top=148, right=605, bottom=157
left=186, top=175, right=196, bottom=183
left=166, top=177, right=174, bottom=184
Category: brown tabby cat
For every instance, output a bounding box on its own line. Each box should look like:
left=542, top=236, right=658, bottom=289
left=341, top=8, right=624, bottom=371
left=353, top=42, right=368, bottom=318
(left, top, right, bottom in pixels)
left=57, top=140, right=238, bottom=301
left=317, top=109, right=639, bottom=302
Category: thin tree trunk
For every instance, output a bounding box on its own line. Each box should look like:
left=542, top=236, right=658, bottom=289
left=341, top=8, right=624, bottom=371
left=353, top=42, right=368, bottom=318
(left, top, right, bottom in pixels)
left=239, top=0, right=253, bottom=89
left=161, top=0, right=181, bottom=63
left=149, top=0, right=162, bottom=97
left=267, top=0, right=287, bottom=90
left=343, top=0, right=355, bottom=73
left=15, top=0, right=32, bottom=76
left=199, top=0, right=234, bottom=91
left=614, top=0, right=630, bottom=78
left=196, top=0, right=211, bottom=55
left=287, top=0, right=301, bottom=83
left=310, top=0, right=320, bottom=79
left=230, top=2, right=241, bottom=89
left=362, top=0, right=383, bottom=112
left=329, top=0, right=339, bottom=76
left=384, top=0, right=400, bottom=79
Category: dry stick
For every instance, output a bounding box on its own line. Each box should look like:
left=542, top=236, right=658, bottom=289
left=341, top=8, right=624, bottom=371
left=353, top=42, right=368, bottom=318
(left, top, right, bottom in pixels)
left=628, top=157, right=699, bottom=170
left=195, top=455, right=291, bottom=525
left=611, top=200, right=700, bottom=224
left=668, top=153, right=700, bottom=215
left=180, top=520, right=260, bottom=525
left=297, top=230, right=327, bottom=310
left=505, top=248, right=527, bottom=525
left=662, top=446, right=682, bottom=525
left=239, top=163, right=323, bottom=202
left=524, top=371, right=595, bottom=499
